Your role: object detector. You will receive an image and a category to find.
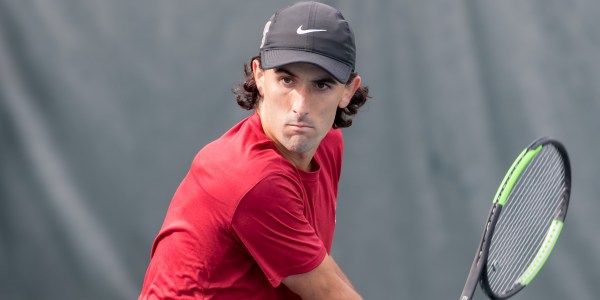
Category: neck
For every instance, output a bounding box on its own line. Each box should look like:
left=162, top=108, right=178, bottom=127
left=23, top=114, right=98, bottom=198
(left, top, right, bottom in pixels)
left=273, top=143, right=317, bottom=172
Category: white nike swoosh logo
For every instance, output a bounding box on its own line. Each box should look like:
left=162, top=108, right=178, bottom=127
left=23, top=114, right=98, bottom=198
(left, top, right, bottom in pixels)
left=296, top=25, right=327, bottom=35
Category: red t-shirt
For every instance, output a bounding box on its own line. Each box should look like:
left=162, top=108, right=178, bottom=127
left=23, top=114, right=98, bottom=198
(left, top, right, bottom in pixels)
left=139, top=113, right=343, bottom=299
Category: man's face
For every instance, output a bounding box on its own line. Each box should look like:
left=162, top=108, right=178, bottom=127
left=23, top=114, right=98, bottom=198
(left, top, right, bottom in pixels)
left=253, top=60, right=361, bottom=169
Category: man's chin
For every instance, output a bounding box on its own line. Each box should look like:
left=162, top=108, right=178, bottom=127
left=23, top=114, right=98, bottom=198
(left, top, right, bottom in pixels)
left=286, top=144, right=312, bottom=154
left=284, top=138, right=314, bottom=155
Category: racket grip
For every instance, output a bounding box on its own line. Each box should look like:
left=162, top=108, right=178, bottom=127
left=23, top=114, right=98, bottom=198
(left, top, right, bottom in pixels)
left=459, top=204, right=503, bottom=300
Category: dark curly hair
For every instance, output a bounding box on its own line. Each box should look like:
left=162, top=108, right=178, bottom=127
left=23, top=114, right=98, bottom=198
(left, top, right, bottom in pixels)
left=233, top=55, right=370, bottom=129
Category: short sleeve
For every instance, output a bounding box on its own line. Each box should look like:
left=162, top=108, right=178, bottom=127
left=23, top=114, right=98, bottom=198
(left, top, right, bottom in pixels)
left=231, top=173, right=327, bottom=287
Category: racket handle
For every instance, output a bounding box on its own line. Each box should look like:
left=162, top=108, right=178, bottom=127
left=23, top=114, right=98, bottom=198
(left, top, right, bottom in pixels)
left=459, top=256, right=481, bottom=300
left=459, top=204, right=503, bottom=300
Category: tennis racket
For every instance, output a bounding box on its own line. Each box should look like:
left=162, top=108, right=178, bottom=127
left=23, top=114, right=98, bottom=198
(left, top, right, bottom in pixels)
left=459, top=137, right=571, bottom=300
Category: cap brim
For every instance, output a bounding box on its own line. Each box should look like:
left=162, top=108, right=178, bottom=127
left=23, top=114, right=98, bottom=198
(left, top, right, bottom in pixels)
left=261, top=49, right=353, bottom=84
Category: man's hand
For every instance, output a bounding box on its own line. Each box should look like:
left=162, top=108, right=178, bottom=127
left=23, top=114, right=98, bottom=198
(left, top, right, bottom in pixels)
left=282, top=255, right=363, bottom=300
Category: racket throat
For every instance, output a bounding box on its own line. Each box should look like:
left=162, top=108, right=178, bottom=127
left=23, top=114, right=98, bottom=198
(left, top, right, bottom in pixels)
left=459, top=204, right=503, bottom=300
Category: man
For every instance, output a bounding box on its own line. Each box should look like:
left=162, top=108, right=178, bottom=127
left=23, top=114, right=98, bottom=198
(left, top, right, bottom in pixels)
left=139, top=2, right=370, bottom=299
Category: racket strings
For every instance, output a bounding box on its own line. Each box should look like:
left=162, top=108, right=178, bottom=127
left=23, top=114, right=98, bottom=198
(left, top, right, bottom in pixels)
left=487, top=151, right=564, bottom=291
left=487, top=147, right=566, bottom=292
left=491, top=152, right=564, bottom=259
left=485, top=145, right=567, bottom=295
left=487, top=147, right=565, bottom=290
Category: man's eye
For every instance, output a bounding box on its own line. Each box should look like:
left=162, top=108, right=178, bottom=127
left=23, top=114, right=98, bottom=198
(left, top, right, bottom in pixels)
left=281, top=77, right=293, bottom=84
left=316, top=82, right=331, bottom=90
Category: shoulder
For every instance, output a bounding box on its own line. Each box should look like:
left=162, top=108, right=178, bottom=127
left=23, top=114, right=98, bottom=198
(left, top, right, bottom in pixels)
left=324, top=128, right=344, bottom=144
left=190, top=113, right=280, bottom=176
left=181, top=113, right=300, bottom=211
left=319, top=128, right=344, bottom=155
left=314, top=129, right=344, bottom=176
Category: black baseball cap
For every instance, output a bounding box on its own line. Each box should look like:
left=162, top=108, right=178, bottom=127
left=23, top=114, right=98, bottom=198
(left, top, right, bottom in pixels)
left=259, top=1, right=356, bottom=84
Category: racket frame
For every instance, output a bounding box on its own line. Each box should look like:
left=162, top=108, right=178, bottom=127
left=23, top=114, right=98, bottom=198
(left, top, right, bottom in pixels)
left=459, top=137, right=571, bottom=300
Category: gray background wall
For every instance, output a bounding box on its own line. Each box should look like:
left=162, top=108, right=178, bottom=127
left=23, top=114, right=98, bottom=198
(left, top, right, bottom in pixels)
left=1, top=0, right=599, bottom=299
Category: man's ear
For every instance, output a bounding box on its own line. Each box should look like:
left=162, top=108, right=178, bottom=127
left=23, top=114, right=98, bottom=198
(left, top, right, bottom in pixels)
left=339, top=75, right=361, bottom=109
left=252, top=59, right=264, bottom=97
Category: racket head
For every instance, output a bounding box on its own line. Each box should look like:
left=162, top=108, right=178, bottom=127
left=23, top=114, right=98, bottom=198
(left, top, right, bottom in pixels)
left=480, top=137, right=571, bottom=299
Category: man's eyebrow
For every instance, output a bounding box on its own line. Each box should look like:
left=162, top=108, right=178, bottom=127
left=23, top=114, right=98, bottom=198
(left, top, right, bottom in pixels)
left=274, top=67, right=338, bottom=84
left=313, top=76, right=337, bottom=85
left=274, top=67, right=295, bottom=77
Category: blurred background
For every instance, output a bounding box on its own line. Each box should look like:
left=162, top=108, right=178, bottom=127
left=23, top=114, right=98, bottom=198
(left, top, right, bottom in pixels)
left=1, top=0, right=599, bottom=299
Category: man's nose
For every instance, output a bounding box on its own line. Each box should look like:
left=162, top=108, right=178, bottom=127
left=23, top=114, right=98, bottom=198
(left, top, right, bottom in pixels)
left=291, top=87, right=309, bottom=117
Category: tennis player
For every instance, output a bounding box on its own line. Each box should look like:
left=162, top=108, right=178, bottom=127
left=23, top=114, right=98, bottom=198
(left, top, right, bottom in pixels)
left=139, top=2, right=370, bottom=299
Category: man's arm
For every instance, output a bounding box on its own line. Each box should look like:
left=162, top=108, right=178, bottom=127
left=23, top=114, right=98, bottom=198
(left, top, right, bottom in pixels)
left=282, top=254, right=363, bottom=300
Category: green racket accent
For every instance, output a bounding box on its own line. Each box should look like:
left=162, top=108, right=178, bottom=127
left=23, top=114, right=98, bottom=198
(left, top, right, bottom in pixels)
left=493, top=145, right=543, bottom=206
left=518, top=219, right=564, bottom=286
